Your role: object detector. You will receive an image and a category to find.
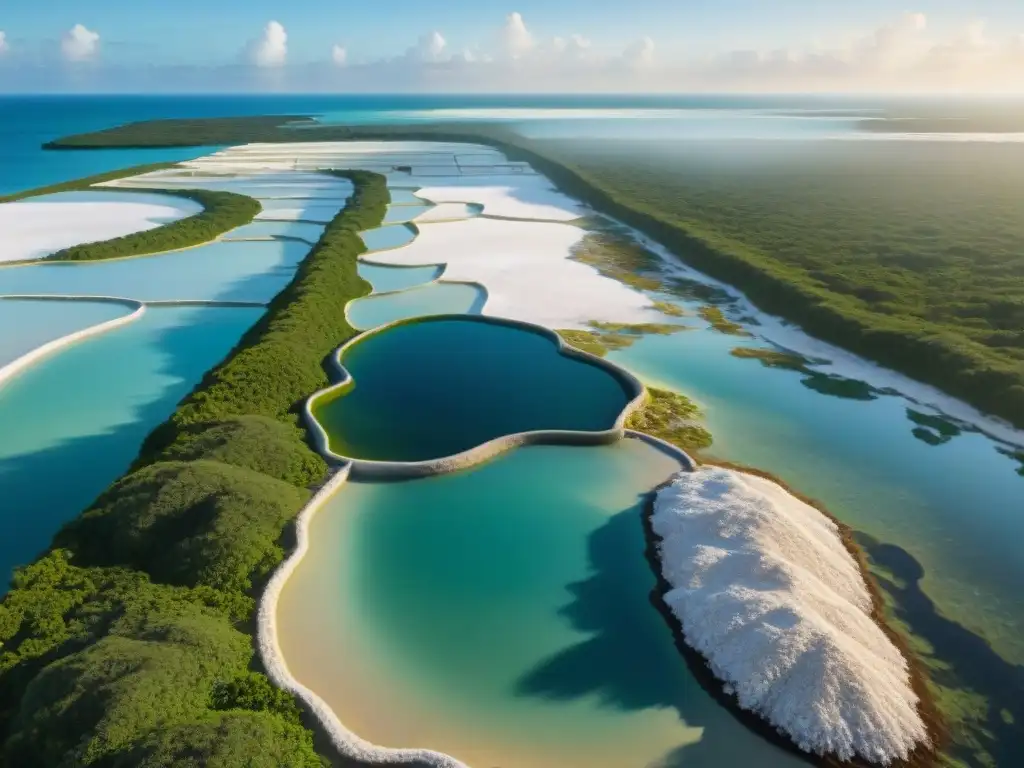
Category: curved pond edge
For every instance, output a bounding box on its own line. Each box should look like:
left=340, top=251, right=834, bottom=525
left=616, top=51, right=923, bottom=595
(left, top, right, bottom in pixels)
left=641, top=461, right=945, bottom=768
left=343, top=279, right=491, bottom=331
left=302, top=314, right=647, bottom=479
left=0, top=295, right=146, bottom=390
left=258, top=433, right=696, bottom=768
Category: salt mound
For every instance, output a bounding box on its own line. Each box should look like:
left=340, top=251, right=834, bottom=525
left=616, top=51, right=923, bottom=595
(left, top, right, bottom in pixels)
left=651, top=467, right=928, bottom=765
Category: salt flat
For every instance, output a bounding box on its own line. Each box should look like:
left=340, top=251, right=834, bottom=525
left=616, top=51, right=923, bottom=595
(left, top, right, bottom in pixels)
left=365, top=217, right=657, bottom=329
left=415, top=179, right=585, bottom=221
left=0, top=191, right=201, bottom=263
left=652, top=467, right=928, bottom=765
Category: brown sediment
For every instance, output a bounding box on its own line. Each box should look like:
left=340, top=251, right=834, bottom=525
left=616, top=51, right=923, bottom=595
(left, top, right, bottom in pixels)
left=640, top=459, right=946, bottom=768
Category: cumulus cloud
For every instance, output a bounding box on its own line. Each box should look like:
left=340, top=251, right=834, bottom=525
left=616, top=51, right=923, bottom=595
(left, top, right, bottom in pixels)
left=331, top=44, right=347, bottom=66
left=62, top=24, right=100, bottom=62
left=251, top=21, right=287, bottom=67
left=501, top=12, right=534, bottom=58
left=409, top=30, right=447, bottom=62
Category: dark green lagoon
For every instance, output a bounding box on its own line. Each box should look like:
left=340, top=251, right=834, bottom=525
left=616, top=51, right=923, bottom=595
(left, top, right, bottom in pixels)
left=313, top=318, right=633, bottom=462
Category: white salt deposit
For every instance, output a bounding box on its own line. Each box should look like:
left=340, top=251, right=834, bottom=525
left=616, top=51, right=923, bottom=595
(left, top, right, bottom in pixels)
left=415, top=179, right=585, bottom=221
left=651, top=467, right=928, bottom=765
left=0, top=191, right=201, bottom=263
left=365, top=217, right=658, bottom=329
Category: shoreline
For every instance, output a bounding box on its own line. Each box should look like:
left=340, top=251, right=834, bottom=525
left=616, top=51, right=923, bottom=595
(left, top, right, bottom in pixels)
left=0, top=295, right=146, bottom=391
left=641, top=459, right=945, bottom=768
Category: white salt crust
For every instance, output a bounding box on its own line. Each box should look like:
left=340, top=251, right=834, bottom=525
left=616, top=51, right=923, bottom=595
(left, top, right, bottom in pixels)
left=0, top=192, right=201, bottom=263
left=652, top=467, right=929, bottom=765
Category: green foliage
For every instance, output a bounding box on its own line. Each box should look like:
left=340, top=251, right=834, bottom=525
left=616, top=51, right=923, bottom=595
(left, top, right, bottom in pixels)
left=62, top=461, right=309, bottom=594
left=158, top=416, right=327, bottom=487
left=115, top=712, right=324, bottom=768
left=626, top=387, right=714, bottom=453
left=729, top=346, right=810, bottom=372
left=0, top=171, right=387, bottom=766
left=697, top=306, right=751, bottom=336
left=48, top=189, right=261, bottom=262
left=210, top=672, right=303, bottom=726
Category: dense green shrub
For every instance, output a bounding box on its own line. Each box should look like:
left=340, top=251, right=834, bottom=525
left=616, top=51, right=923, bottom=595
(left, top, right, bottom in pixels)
left=157, top=416, right=326, bottom=487
left=0, top=170, right=387, bottom=766
left=61, top=462, right=309, bottom=594
left=48, top=189, right=261, bottom=262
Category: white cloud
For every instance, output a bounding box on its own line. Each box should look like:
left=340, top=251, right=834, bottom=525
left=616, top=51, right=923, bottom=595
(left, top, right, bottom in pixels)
left=251, top=21, right=287, bottom=67
left=408, top=30, right=447, bottom=62
left=331, top=44, right=347, bottom=66
left=0, top=31, right=8, bottom=55
left=62, top=24, right=100, bottom=62
left=623, top=37, right=656, bottom=69
left=501, top=12, right=534, bottom=58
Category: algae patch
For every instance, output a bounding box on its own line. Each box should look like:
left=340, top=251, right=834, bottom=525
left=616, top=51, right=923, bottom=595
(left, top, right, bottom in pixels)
left=570, top=231, right=665, bottom=292
left=729, top=347, right=810, bottom=372
left=698, top=305, right=751, bottom=336
left=626, top=387, right=713, bottom=453
left=558, top=322, right=688, bottom=359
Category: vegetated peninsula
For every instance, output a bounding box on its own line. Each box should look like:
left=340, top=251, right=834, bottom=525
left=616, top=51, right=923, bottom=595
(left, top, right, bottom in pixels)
left=43, top=115, right=1024, bottom=432
left=0, top=171, right=387, bottom=766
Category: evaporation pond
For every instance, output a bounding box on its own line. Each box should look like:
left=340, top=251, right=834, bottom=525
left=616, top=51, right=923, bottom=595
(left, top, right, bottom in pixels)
left=388, top=188, right=425, bottom=204
left=0, top=305, right=263, bottom=587
left=277, top=440, right=803, bottom=768
left=359, top=225, right=417, bottom=253
left=313, top=317, right=631, bottom=462
left=224, top=220, right=325, bottom=244
left=0, top=240, right=309, bottom=303
left=0, top=298, right=130, bottom=367
left=358, top=261, right=440, bottom=293
left=346, top=282, right=485, bottom=330
left=383, top=204, right=433, bottom=224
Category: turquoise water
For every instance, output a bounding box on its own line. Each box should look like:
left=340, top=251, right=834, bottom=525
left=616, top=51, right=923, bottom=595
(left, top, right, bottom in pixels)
left=248, top=186, right=350, bottom=200
left=0, top=305, right=262, bottom=584
left=382, top=204, right=433, bottom=224
left=313, top=318, right=632, bottom=462
left=0, top=299, right=130, bottom=367
left=223, top=220, right=325, bottom=244
left=357, top=262, right=439, bottom=293
left=389, top=188, right=425, bottom=204
left=0, top=239, right=309, bottom=303
left=346, top=282, right=486, bottom=330
left=278, top=441, right=803, bottom=767
left=359, top=224, right=417, bottom=253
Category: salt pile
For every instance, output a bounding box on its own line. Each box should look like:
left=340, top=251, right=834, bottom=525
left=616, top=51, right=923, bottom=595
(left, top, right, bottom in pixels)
left=651, top=467, right=928, bottom=764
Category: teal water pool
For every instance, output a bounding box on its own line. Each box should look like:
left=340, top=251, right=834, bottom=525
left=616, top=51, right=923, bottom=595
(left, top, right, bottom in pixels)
left=382, top=204, right=433, bottom=224
left=312, top=317, right=633, bottom=462
left=0, top=298, right=131, bottom=368
left=0, top=239, right=310, bottom=303
left=0, top=305, right=262, bottom=586
left=388, top=188, right=424, bottom=204
left=357, top=261, right=440, bottom=293
left=277, top=441, right=803, bottom=768
left=346, top=281, right=486, bottom=330
left=223, top=220, right=325, bottom=244
left=359, top=224, right=417, bottom=253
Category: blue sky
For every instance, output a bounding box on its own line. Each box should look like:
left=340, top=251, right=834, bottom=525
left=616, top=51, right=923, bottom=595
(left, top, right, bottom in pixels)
left=1, top=2, right=1023, bottom=92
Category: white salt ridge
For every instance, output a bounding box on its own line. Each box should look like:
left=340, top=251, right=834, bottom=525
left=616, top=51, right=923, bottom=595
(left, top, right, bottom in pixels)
left=652, top=467, right=928, bottom=765
left=365, top=217, right=658, bottom=329
left=0, top=191, right=201, bottom=263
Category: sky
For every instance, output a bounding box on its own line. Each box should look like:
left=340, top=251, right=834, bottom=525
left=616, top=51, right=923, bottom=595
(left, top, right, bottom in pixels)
left=1, top=2, right=1024, bottom=93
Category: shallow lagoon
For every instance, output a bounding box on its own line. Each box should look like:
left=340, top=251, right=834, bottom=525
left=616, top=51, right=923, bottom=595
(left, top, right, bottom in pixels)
left=0, top=305, right=262, bottom=585
left=359, top=224, right=417, bottom=253
left=346, top=281, right=486, bottom=330
left=224, top=220, right=325, bottom=244
left=312, top=317, right=632, bottom=462
left=357, top=261, right=439, bottom=293
left=0, top=298, right=130, bottom=368
left=382, top=203, right=433, bottom=224
left=0, top=239, right=310, bottom=303
left=277, top=441, right=803, bottom=768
